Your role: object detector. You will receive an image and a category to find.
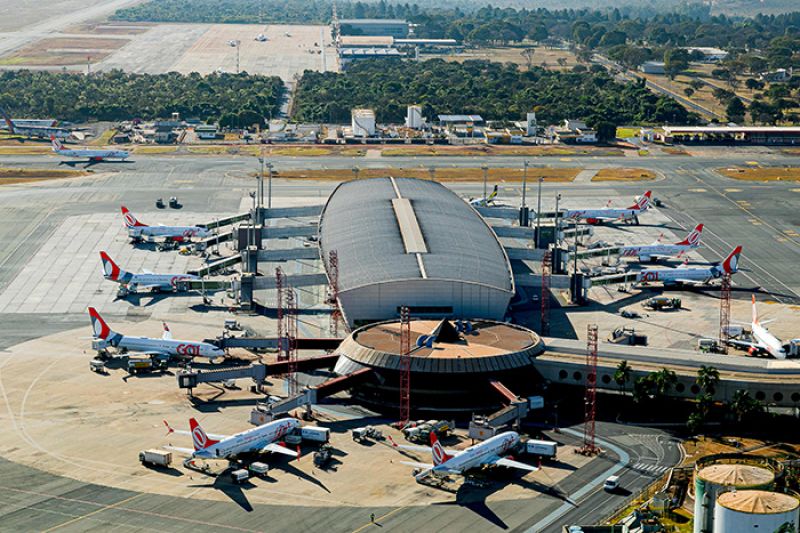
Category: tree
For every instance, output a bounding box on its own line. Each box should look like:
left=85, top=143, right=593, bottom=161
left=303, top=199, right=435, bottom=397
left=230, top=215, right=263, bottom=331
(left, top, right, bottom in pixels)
left=664, top=48, right=690, bottom=80
left=687, top=412, right=704, bottom=435
left=726, top=98, right=746, bottom=123
left=594, top=121, right=617, bottom=142
left=653, top=368, right=677, bottom=397
left=614, top=360, right=632, bottom=393
left=684, top=87, right=695, bottom=97
left=727, top=389, right=763, bottom=423
left=745, top=78, right=764, bottom=91
left=696, top=366, right=720, bottom=394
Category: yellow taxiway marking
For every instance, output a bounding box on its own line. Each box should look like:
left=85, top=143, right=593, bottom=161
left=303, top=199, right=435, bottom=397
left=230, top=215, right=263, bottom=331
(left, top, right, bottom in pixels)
left=560, top=158, right=572, bottom=162
left=784, top=230, right=800, bottom=237
left=746, top=161, right=759, bottom=166
left=689, top=188, right=707, bottom=192
left=792, top=189, right=800, bottom=193
left=724, top=188, right=742, bottom=192
left=351, top=507, right=408, bottom=533
left=775, top=236, right=788, bottom=242
left=749, top=218, right=762, bottom=225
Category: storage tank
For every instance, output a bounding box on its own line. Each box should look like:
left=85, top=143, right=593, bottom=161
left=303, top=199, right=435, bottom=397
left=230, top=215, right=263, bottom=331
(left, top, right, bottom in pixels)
left=351, top=108, right=376, bottom=137
left=694, top=463, right=775, bottom=533
left=713, top=490, right=799, bottom=533
left=406, top=105, right=423, bottom=129
left=526, top=112, right=537, bottom=136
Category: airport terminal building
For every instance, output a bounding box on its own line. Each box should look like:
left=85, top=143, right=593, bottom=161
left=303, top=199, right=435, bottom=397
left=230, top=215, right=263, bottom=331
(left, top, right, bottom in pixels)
left=319, top=177, right=515, bottom=327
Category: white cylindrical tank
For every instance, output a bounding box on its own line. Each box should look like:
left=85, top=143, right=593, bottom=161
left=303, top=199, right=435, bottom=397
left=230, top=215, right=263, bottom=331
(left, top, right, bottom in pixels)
left=714, top=490, right=799, bottom=533
left=526, top=112, right=537, bottom=136
left=694, top=463, right=775, bottom=533
left=406, top=105, right=423, bottom=129
left=351, top=109, right=376, bottom=137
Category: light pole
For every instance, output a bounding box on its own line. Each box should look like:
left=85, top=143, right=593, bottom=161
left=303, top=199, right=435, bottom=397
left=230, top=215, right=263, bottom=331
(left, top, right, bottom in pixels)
left=521, top=160, right=528, bottom=211
left=536, top=176, right=543, bottom=248
left=266, top=161, right=274, bottom=209
left=481, top=165, right=488, bottom=201
left=554, top=193, right=561, bottom=245
left=229, top=40, right=241, bottom=74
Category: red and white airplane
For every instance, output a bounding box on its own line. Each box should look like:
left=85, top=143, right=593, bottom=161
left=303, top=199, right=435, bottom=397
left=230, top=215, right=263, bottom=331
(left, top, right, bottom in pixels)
left=88, top=307, right=224, bottom=361
left=51, top=136, right=129, bottom=162
left=565, top=191, right=652, bottom=224
left=635, top=245, right=742, bottom=286
left=620, top=224, right=704, bottom=262
left=727, top=295, right=793, bottom=359
left=100, top=251, right=198, bottom=293
left=390, top=431, right=538, bottom=481
left=163, top=417, right=300, bottom=460
left=121, top=206, right=210, bottom=242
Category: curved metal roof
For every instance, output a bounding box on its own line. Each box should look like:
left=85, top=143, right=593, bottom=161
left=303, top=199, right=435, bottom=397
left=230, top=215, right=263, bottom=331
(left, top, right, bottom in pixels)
left=319, top=177, right=513, bottom=294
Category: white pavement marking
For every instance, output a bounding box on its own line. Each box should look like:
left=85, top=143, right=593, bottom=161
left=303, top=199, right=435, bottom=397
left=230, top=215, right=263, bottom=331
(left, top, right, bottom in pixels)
left=525, top=427, right=631, bottom=532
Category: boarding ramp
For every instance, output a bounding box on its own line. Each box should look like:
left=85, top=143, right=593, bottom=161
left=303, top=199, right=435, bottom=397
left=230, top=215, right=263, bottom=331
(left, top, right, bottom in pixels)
left=176, top=354, right=339, bottom=390
left=256, top=248, right=320, bottom=262
left=263, top=225, right=318, bottom=239
left=260, top=206, right=324, bottom=220
left=251, top=272, right=328, bottom=290
left=203, top=213, right=250, bottom=230
left=187, top=255, right=242, bottom=277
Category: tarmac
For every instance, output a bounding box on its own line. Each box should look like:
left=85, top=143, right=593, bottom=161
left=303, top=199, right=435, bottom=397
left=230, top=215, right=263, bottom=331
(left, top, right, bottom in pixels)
left=0, top=147, right=793, bottom=531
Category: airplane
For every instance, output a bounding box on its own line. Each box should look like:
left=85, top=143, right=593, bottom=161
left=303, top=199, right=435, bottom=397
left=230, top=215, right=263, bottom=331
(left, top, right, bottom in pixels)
left=469, top=185, right=499, bottom=207
left=121, top=206, right=211, bottom=242
left=100, top=251, right=198, bottom=293
left=0, top=105, right=75, bottom=140
left=635, top=245, right=742, bottom=286
left=51, top=136, right=129, bottom=164
left=88, top=307, right=225, bottom=361
left=619, top=224, right=704, bottom=262
left=255, top=33, right=268, bottom=42
left=390, top=431, right=538, bottom=482
left=726, top=295, right=792, bottom=359
left=565, top=191, right=652, bottom=224
left=163, top=417, right=300, bottom=460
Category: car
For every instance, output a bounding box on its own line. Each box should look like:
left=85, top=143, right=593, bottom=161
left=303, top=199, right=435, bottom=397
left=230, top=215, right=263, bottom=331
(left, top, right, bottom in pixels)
left=603, top=475, right=620, bottom=491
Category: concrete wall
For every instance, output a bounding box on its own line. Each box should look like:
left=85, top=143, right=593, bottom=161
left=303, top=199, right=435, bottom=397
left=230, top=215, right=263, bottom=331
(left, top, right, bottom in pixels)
left=339, top=279, right=512, bottom=327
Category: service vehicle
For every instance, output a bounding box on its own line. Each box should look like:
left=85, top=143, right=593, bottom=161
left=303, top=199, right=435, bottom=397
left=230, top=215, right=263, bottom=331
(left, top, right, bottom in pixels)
left=139, top=449, right=172, bottom=467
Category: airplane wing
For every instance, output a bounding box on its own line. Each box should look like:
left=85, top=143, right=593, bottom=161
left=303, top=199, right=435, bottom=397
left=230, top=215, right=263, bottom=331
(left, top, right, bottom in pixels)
left=399, top=460, right=434, bottom=469
left=162, top=420, right=228, bottom=440
left=163, top=445, right=196, bottom=455
left=491, top=457, right=540, bottom=472
left=261, top=442, right=299, bottom=458
left=726, top=339, right=765, bottom=351
left=142, top=269, right=153, bottom=275
left=142, top=350, right=171, bottom=357
left=389, top=439, right=461, bottom=456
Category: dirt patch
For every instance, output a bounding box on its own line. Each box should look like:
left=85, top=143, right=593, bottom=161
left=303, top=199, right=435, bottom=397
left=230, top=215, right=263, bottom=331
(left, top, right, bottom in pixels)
left=67, top=22, right=153, bottom=35
left=718, top=167, right=800, bottom=182
left=381, top=145, right=622, bottom=157
left=0, top=145, right=52, bottom=155
left=271, top=167, right=579, bottom=182
left=0, top=50, right=113, bottom=67
left=436, top=46, right=578, bottom=72
left=31, top=37, right=129, bottom=50
left=592, top=168, right=657, bottom=182
left=0, top=35, right=130, bottom=67
left=0, top=167, right=88, bottom=185
left=663, top=147, right=690, bottom=156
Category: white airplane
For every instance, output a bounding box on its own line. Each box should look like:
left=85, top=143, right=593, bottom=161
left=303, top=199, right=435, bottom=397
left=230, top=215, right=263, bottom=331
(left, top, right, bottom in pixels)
left=727, top=295, right=792, bottom=359
left=469, top=185, right=499, bottom=207
left=0, top=105, right=74, bottom=140
left=163, top=417, right=300, bottom=460
left=390, top=431, right=538, bottom=481
left=88, top=307, right=225, bottom=361
left=635, top=245, right=741, bottom=286
left=620, top=224, right=703, bottom=262
left=121, top=206, right=211, bottom=242
left=255, top=33, right=268, bottom=42
left=51, top=136, right=129, bottom=163
left=100, top=251, right=198, bottom=292
left=565, top=191, right=652, bottom=224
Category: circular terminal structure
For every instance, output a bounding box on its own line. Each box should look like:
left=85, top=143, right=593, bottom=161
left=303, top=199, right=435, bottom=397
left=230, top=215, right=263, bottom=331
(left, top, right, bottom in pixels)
left=333, top=318, right=545, bottom=414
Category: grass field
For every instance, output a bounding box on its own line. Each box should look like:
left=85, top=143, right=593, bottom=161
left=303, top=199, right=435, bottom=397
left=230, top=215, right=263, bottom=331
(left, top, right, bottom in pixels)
left=438, top=45, right=579, bottom=72
left=719, top=167, right=800, bottom=181
left=0, top=167, right=87, bottom=185
left=381, top=145, right=623, bottom=157
left=592, top=168, right=657, bottom=181
left=133, top=146, right=179, bottom=155
left=0, top=146, right=51, bottom=155
left=271, top=167, right=579, bottom=182
left=616, top=127, right=639, bottom=139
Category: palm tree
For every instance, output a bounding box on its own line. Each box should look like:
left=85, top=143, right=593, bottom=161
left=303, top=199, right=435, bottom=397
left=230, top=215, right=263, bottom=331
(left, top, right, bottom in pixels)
left=653, top=368, right=678, bottom=397
left=696, top=365, right=720, bottom=395
left=727, top=389, right=763, bottom=423
left=614, top=360, right=632, bottom=394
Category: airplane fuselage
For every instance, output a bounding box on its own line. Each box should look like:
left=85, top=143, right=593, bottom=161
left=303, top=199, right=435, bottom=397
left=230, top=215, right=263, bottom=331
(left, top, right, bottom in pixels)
left=56, top=148, right=129, bottom=160
left=108, top=272, right=199, bottom=291
left=752, top=322, right=786, bottom=359
left=566, top=208, right=640, bottom=222
left=636, top=265, right=721, bottom=285
left=195, top=419, right=300, bottom=459
left=434, top=431, right=519, bottom=474
left=112, top=335, right=224, bottom=360
left=620, top=243, right=693, bottom=261
left=128, top=225, right=210, bottom=241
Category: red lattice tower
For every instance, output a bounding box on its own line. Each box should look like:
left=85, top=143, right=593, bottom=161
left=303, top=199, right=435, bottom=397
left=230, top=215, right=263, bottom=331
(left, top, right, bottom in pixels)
left=286, top=286, right=299, bottom=396
left=541, top=250, right=552, bottom=336
left=275, top=267, right=285, bottom=361
left=328, top=250, right=342, bottom=337
left=398, top=306, right=412, bottom=426
left=719, top=273, right=731, bottom=355
left=580, top=324, right=600, bottom=455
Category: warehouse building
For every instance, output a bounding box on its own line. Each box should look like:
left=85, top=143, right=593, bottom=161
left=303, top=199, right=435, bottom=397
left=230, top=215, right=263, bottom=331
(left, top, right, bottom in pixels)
left=339, top=19, right=409, bottom=38
left=319, top=177, right=515, bottom=328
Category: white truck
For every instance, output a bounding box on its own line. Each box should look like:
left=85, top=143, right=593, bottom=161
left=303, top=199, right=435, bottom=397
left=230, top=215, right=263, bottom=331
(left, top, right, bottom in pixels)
left=300, top=426, right=330, bottom=443
left=231, top=469, right=250, bottom=484
left=525, top=439, right=558, bottom=459
left=248, top=462, right=269, bottom=477
left=139, top=449, right=172, bottom=467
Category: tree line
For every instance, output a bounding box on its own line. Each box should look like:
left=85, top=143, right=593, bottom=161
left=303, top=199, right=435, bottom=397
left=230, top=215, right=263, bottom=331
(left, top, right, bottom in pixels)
left=292, top=59, right=696, bottom=126
left=0, top=70, right=284, bottom=125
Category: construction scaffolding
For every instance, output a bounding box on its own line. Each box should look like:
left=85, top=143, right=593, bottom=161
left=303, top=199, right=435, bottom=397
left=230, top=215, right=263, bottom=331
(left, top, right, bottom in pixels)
left=541, top=250, right=552, bottom=336
left=327, top=250, right=342, bottom=338
left=286, top=286, right=298, bottom=396
left=719, top=273, right=731, bottom=355
left=579, top=324, right=600, bottom=455
left=398, top=306, right=411, bottom=425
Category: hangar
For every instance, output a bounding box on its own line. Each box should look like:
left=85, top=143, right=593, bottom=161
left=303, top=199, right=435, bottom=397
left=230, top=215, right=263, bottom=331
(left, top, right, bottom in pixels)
left=318, top=177, right=515, bottom=327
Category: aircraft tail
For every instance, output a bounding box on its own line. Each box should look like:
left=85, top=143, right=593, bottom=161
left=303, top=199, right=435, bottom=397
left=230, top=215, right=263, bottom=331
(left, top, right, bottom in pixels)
left=189, top=418, right=220, bottom=451
left=430, top=432, right=453, bottom=466
left=719, top=245, right=742, bottom=275
left=752, top=295, right=759, bottom=326
left=675, top=224, right=703, bottom=247
left=50, top=135, right=64, bottom=153
left=628, top=191, right=652, bottom=211
left=121, top=206, right=147, bottom=228
left=99, top=251, right=129, bottom=282
left=88, top=307, right=118, bottom=340
left=0, top=106, right=14, bottom=134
